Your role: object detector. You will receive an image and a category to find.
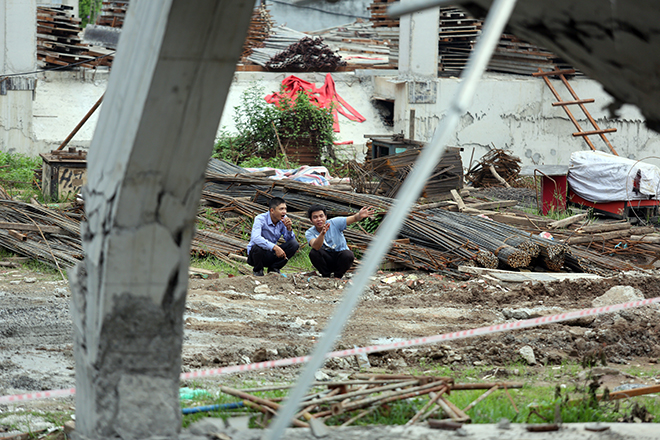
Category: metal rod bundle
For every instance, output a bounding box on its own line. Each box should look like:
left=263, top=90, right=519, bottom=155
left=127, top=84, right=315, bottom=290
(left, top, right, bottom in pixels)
left=0, top=200, right=82, bottom=269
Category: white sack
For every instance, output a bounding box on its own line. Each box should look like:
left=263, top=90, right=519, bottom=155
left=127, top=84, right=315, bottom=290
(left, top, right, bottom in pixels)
left=567, top=151, right=660, bottom=203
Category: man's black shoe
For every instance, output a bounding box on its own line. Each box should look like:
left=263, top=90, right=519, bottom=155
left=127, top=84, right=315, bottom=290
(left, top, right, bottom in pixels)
left=253, top=269, right=264, bottom=277
left=268, top=267, right=281, bottom=274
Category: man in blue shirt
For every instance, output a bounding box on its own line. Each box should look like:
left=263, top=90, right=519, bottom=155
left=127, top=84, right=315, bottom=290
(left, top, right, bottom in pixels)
left=305, top=204, right=375, bottom=279
left=247, top=197, right=299, bottom=276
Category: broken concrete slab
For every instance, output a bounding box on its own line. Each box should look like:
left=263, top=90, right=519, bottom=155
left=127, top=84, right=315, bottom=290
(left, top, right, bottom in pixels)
left=459, top=266, right=603, bottom=282
left=592, top=285, right=645, bottom=308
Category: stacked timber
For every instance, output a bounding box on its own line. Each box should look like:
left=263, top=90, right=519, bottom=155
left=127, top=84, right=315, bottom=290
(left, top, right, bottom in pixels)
left=37, top=6, right=99, bottom=69
left=96, top=0, right=129, bottom=28
left=240, top=5, right=275, bottom=62
left=489, top=34, right=581, bottom=76
left=466, top=149, right=521, bottom=188
left=438, top=7, right=482, bottom=74
left=368, top=0, right=398, bottom=28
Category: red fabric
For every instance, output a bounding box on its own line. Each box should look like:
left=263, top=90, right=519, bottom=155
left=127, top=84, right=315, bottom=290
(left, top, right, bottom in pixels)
left=265, top=73, right=365, bottom=132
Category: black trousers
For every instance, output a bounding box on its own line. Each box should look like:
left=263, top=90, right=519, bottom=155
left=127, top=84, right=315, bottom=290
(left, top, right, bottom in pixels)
left=247, top=239, right=299, bottom=272
left=309, top=248, right=354, bottom=278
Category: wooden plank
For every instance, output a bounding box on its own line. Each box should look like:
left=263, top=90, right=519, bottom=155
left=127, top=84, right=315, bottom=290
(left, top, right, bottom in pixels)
left=572, top=128, right=617, bottom=136
left=450, top=189, right=466, bottom=212
left=488, top=213, right=553, bottom=228
left=548, top=213, right=588, bottom=229
left=552, top=99, right=595, bottom=106
left=566, top=229, right=632, bottom=244
left=532, top=68, right=576, bottom=77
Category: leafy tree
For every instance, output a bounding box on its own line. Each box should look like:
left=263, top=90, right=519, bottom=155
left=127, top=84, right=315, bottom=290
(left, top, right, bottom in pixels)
left=79, top=0, right=103, bottom=27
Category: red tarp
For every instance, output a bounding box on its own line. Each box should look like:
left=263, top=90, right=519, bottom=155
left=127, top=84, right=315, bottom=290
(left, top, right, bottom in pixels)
left=265, top=73, right=365, bottom=132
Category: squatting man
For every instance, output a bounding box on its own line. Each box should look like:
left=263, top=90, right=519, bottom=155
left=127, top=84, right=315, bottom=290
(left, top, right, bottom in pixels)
left=247, top=197, right=299, bottom=276
left=305, top=204, right=376, bottom=278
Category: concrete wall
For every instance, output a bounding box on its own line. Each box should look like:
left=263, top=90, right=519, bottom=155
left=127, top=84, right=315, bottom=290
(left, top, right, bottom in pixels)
left=32, top=70, right=108, bottom=154
left=25, top=70, right=660, bottom=169
left=265, top=0, right=371, bottom=32
left=0, top=0, right=37, bottom=155
left=383, top=72, right=660, bottom=169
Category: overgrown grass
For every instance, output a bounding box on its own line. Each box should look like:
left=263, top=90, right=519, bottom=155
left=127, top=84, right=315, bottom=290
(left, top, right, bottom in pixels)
left=0, top=247, right=63, bottom=278
left=0, top=152, right=41, bottom=202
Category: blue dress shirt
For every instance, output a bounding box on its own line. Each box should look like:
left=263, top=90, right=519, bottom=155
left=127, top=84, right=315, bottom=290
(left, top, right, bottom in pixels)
left=247, top=212, right=296, bottom=253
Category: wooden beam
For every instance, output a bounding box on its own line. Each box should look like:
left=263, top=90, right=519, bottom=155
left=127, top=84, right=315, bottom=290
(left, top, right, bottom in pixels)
left=552, top=99, right=595, bottom=106
left=572, top=128, right=617, bottom=136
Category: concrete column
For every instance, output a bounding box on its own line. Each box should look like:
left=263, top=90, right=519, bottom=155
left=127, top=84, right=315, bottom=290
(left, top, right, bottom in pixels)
left=0, top=0, right=37, bottom=153
left=398, top=0, right=439, bottom=78
left=69, top=1, right=253, bottom=439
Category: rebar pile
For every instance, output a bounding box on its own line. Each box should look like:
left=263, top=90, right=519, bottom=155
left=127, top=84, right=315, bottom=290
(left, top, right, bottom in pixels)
left=247, top=26, right=308, bottom=67
left=343, top=228, right=453, bottom=272
left=202, top=170, right=641, bottom=274
left=0, top=200, right=82, bottom=269
left=359, top=145, right=463, bottom=199
left=265, top=37, right=346, bottom=72
left=422, top=210, right=533, bottom=268
left=466, top=149, right=522, bottom=187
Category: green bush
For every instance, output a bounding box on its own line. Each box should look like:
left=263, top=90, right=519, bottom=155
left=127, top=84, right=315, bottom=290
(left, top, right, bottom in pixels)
left=213, top=84, right=336, bottom=165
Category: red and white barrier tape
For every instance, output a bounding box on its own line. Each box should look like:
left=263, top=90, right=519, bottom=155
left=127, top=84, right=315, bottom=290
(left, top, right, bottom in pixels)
left=2, top=296, right=658, bottom=404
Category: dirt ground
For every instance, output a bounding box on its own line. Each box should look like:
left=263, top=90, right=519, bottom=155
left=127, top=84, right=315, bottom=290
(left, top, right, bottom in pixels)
left=1, top=261, right=659, bottom=419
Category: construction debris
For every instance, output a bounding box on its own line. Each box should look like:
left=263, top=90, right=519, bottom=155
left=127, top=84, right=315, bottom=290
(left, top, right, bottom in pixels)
left=467, top=149, right=522, bottom=188
left=352, top=139, right=463, bottom=200
left=214, top=373, right=522, bottom=427
left=240, top=4, right=274, bottom=62
left=37, top=6, right=100, bottom=69
left=266, top=37, right=346, bottom=72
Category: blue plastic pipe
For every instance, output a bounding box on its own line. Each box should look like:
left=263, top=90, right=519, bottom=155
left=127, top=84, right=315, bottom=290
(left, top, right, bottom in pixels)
left=182, top=401, right=244, bottom=415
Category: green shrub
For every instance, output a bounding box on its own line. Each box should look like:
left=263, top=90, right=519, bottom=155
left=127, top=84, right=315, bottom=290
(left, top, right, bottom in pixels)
left=213, top=84, right=336, bottom=165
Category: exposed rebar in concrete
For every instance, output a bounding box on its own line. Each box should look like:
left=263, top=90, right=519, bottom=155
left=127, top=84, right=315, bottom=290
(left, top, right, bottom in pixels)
left=69, top=1, right=253, bottom=438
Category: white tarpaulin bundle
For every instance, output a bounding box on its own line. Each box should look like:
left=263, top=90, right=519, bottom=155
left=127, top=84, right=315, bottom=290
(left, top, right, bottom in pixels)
left=568, top=151, right=660, bottom=203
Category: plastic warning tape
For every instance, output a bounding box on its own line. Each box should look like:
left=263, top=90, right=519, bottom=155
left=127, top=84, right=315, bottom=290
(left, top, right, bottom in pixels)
left=2, top=296, right=659, bottom=404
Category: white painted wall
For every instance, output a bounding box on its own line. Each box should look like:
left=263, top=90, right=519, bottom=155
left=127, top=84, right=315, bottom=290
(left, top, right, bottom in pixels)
left=0, top=0, right=37, bottom=154
left=386, top=72, right=660, bottom=169
left=399, top=3, right=439, bottom=78
left=26, top=70, right=660, bottom=170
left=265, top=0, right=371, bottom=32
left=1, top=0, right=36, bottom=73
left=31, top=70, right=108, bottom=154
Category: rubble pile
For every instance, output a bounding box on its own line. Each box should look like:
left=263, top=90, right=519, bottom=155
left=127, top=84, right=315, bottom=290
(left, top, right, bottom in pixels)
left=467, top=149, right=522, bottom=188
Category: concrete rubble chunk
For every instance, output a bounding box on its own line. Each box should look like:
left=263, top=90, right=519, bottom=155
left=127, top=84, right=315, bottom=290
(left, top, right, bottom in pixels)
left=254, top=284, right=271, bottom=294
left=519, top=345, right=536, bottom=365
left=592, top=286, right=644, bottom=308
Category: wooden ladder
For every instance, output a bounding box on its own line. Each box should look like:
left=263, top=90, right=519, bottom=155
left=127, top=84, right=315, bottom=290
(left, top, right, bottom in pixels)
left=533, top=68, right=618, bottom=156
